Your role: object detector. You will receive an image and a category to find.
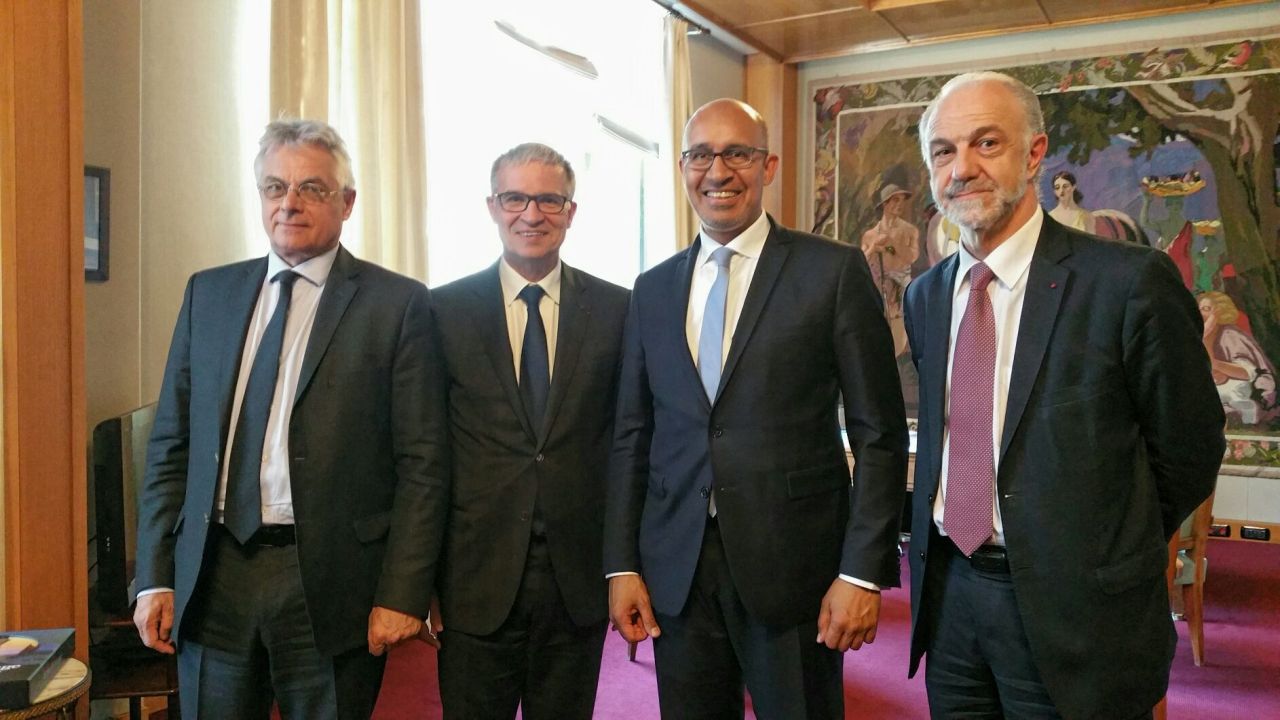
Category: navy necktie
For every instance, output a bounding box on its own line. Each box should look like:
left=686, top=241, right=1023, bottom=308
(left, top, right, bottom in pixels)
left=225, top=269, right=299, bottom=544
left=519, top=284, right=550, bottom=432
left=698, top=246, right=734, bottom=402
left=944, top=262, right=997, bottom=556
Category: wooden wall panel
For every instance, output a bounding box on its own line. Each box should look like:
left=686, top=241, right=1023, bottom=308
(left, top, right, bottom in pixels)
left=0, top=0, right=89, bottom=666
left=746, top=55, right=798, bottom=228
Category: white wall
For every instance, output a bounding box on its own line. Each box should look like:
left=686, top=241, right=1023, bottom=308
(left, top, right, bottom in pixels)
left=84, top=0, right=142, bottom=428
left=138, top=2, right=268, bottom=399
left=689, top=33, right=744, bottom=108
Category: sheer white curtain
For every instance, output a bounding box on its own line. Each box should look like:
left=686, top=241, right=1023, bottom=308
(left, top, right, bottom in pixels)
left=664, top=14, right=696, bottom=251
left=269, top=0, right=428, bottom=280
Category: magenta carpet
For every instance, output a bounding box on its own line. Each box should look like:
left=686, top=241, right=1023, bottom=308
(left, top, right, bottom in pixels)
left=372, top=539, right=1279, bottom=719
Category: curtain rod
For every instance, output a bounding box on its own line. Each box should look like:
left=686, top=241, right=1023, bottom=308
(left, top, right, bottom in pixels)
left=648, top=0, right=710, bottom=36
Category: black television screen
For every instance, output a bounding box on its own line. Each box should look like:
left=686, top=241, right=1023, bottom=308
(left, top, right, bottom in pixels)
left=89, top=403, right=155, bottom=616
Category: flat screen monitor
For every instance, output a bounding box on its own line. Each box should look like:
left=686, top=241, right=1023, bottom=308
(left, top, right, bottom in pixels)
left=89, top=403, right=155, bottom=615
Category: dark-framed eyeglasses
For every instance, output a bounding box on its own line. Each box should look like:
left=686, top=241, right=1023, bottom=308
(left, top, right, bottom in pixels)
left=259, top=180, right=343, bottom=204
left=492, top=192, right=572, bottom=214
left=680, top=145, right=769, bottom=170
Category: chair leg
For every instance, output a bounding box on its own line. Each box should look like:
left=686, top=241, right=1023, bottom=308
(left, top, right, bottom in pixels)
left=1186, top=565, right=1206, bottom=666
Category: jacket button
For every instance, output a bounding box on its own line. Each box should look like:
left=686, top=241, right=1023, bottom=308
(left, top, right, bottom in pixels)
left=713, top=427, right=724, bottom=438
left=927, top=493, right=935, bottom=503
left=699, top=486, right=710, bottom=498
left=535, top=453, right=545, bottom=462
left=521, top=512, right=530, bottom=521
left=919, top=550, right=926, bottom=560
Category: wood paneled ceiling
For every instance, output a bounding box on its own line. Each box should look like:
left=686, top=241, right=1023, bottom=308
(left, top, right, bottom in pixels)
left=673, top=0, right=1274, bottom=62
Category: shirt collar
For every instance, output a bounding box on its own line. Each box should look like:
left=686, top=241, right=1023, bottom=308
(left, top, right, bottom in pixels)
left=267, top=243, right=339, bottom=288
left=696, top=211, right=770, bottom=266
left=499, top=257, right=562, bottom=307
left=954, top=206, right=1042, bottom=293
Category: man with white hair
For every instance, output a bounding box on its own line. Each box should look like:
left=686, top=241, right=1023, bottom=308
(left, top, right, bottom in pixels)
left=134, top=119, right=448, bottom=719
left=904, top=72, right=1224, bottom=719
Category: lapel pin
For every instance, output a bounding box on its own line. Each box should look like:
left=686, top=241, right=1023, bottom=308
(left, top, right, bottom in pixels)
left=1049, top=282, right=1058, bottom=289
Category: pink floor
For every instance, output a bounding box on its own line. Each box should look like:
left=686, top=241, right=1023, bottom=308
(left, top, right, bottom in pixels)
left=373, top=539, right=1280, bottom=719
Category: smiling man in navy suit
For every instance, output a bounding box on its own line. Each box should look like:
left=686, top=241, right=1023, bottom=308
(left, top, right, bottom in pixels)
left=605, top=99, right=909, bottom=719
left=134, top=119, right=448, bottom=719
left=904, top=72, right=1225, bottom=719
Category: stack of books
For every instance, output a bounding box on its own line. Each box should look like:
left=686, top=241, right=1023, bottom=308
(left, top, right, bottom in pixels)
left=0, top=627, right=75, bottom=709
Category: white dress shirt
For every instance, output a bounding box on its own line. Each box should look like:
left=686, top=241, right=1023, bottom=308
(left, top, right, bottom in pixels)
left=215, top=246, right=338, bottom=526
left=499, top=258, right=561, bottom=382
left=685, top=212, right=770, bottom=368
left=932, top=207, right=1044, bottom=547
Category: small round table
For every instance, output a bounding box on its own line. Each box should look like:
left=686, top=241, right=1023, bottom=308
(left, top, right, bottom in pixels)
left=0, top=658, right=90, bottom=719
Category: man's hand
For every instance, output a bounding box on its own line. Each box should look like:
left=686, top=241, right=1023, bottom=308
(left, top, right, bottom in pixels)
left=816, top=580, right=880, bottom=652
left=368, top=606, right=424, bottom=656
left=608, top=575, right=661, bottom=643
left=418, top=595, right=443, bottom=649
left=134, top=591, right=176, bottom=655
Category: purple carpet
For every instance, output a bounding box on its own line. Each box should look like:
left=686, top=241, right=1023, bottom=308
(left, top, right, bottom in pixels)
left=372, top=539, right=1279, bottom=718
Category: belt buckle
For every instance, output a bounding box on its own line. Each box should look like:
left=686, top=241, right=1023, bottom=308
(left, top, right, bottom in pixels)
left=969, top=546, right=1009, bottom=574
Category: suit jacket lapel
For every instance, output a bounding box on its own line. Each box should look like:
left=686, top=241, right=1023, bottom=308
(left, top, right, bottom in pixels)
left=474, top=263, right=537, bottom=443
left=541, top=264, right=588, bottom=448
left=998, top=220, right=1071, bottom=467
left=923, top=254, right=959, bottom=489
left=670, top=242, right=709, bottom=411
left=217, top=259, right=269, bottom=442
left=717, top=220, right=790, bottom=402
left=295, top=247, right=359, bottom=405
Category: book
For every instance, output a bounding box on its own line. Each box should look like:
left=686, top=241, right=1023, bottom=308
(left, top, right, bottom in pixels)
left=0, top=628, right=75, bottom=709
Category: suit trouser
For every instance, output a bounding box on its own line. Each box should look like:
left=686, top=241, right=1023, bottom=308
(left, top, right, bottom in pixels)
left=437, top=533, right=607, bottom=720
left=923, top=537, right=1153, bottom=720
left=652, top=517, right=843, bottom=720
left=178, top=524, right=386, bottom=720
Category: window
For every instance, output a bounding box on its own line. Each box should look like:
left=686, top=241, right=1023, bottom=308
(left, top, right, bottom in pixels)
left=422, top=0, right=672, bottom=287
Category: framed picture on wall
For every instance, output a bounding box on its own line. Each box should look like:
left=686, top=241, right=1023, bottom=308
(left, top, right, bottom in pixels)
left=84, top=165, right=109, bottom=282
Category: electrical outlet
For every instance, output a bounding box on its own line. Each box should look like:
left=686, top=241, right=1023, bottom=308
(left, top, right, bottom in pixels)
left=1240, top=526, right=1271, bottom=542
left=1208, top=523, right=1231, bottom=538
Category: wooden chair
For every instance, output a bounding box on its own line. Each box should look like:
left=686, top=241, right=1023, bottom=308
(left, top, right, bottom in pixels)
left=1167, top=491, right=1215, bottom=667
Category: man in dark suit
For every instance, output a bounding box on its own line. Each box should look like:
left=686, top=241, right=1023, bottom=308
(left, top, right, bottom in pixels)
left=134, top=119, right=447, bottom=719
left=904, top=72, right=1225, bottom=719
left=427, top=143, right=629, bottom=719
left=604, top=99, right=909, bottom=719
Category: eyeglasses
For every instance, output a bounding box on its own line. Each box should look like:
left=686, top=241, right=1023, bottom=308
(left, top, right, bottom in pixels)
left=259, top=180, right=343, bottom=204
left=492, top=192, right=572, bottom=214
left=680, top=145, right=769, bottom=170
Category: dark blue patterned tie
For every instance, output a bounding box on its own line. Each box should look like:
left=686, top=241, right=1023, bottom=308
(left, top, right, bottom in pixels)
left=224, top=270, right=299, bottom=544
left=519, top=285, right=549, bottom=432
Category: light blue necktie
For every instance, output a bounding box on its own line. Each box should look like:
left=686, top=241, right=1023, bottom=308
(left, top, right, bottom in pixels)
left=698, top=246, right=734, bottom=402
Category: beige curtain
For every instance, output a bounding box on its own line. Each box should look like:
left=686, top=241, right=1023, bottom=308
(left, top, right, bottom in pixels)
left=664, top=14, right=697, bottom=251
left=269, top=0, right=428, bottom=280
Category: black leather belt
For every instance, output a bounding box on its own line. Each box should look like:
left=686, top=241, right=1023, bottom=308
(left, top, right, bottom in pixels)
left=949, top=540, right=1009, bottom=574
left=245, top=524, right=296, bottom=547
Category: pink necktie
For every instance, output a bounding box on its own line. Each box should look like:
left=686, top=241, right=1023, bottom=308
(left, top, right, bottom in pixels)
left=945, top=262, right=997, bottom=556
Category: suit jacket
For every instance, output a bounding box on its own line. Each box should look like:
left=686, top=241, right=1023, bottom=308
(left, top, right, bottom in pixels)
left=903, top=217, right=1225, bottom=720
left=135, top=246, right=449, bottom=656
left=604, top=218, right=909, bottom=627
left=431, top=262, right=630, bottom=635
